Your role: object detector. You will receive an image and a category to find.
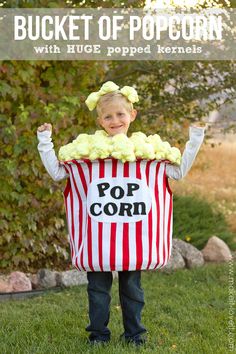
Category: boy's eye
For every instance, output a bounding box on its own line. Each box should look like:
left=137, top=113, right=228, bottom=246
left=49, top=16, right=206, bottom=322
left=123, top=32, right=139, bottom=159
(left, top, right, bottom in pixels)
left=118, top=113, right=124, bottom=116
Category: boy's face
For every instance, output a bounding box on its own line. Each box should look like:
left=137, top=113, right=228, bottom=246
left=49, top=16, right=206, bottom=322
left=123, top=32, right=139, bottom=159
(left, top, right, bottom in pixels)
left=97, top=99, right=137, bottom=137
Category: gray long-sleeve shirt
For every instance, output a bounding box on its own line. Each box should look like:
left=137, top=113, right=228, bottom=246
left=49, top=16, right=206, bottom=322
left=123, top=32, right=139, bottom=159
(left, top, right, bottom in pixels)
left=37, top=126, right=205, bottom=182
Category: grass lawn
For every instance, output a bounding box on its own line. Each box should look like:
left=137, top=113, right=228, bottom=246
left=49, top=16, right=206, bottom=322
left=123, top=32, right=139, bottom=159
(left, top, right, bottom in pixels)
left=170, top=139, right=236, bottom=236
left=0, top=262, right=234, bottom=354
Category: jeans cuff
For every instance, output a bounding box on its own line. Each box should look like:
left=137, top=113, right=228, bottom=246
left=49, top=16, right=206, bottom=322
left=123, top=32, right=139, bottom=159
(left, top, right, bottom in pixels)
left=120, top=329, right=147, bottom=341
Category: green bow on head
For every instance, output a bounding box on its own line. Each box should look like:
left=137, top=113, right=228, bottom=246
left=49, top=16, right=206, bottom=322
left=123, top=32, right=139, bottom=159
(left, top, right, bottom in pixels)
left=85, top=81, right=139, bottom=111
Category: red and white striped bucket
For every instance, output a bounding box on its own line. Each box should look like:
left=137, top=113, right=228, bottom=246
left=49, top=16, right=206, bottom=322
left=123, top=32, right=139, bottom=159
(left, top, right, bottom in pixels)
left=61, top=158, right=173, bottom=272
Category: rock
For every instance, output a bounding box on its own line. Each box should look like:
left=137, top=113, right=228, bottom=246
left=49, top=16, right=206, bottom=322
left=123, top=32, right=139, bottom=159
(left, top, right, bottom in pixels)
left=0, top=276, right=13, bottom=293
left=159, top=247, right=185, bottom=273
left=0, top=275, right=9, bottom=283
left=37, top=269, right=59, bottom=289
left=28, top=273, right=40, bottom=289
left=201, top=236, right=232, bottom=262
left=173, top=239, right=204, bottom=269
left=8, top=271, right=32, bottom=292
left=57, top=270, right=87, bottom=287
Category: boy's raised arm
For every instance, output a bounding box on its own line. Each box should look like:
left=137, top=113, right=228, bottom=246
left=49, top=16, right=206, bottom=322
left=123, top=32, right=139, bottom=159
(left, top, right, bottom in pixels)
left=37, top=129, right=69, bottom=182
left=166, top=125, right=206, bottom=180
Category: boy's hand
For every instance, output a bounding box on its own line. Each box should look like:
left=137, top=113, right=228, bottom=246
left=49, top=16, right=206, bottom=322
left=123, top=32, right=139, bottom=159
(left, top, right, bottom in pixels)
left=37, top=123, right=52, bottom=132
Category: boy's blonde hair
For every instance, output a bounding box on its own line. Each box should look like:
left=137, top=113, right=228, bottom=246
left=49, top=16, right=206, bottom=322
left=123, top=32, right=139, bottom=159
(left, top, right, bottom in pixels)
left=96, top=92, right=134, bottom=117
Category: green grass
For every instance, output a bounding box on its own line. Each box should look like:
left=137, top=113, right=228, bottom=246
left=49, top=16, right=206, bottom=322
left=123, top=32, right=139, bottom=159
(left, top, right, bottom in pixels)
left=0, top=262, right=234, bottom=354
left=173, top=195, right=236, bottom=251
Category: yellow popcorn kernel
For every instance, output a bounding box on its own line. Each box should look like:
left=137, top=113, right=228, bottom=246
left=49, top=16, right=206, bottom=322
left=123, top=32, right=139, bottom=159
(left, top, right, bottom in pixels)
left=120, top=86, right=139, bottom=103
left=74, top=133, right=90, bottom=141
left=89, top=134, right=112, bottom=160
left=162, top=141, right=171, bottom=150
left=111, top=134, right=136, bottom=162
left=99, top=81, right=119, bottom=95
left=94, top=130, right=109, bottom=137
left=58, top=130, right=182, bottom=164
left=166, top=146, right=182, bottom=165
left=155, top=151, right=166, bottom=160
left=130, top=131, right=147, bottom=141
left=85, top=92, right=101, bottom=111
left=147, top=134, right=163, bottom=153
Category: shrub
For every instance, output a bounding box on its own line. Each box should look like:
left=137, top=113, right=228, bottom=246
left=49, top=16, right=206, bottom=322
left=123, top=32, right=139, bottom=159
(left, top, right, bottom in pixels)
left=0, top=61, right=106, bottom=272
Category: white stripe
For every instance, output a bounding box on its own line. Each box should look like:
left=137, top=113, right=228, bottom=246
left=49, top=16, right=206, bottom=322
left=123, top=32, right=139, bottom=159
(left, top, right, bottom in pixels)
left=115, top=222, right=123, bottom=270
left=149, top=161, right=158, bottom=269
left=90, top=161, right=100, bottom=271
left=156, top=162, right=165, bottom=268
left=128, top=162, right=137, bottom=270
left=71, top=161, right=89, bottom=270
left=64, top=188, right=76, bottom=267
left=115, top=161, right=125, bottom=270
left=169, top=206, right=173, bottom=258
left=68, top=165, right=80, bottom=269
left=102, top=222, right=112, bottom=271
left=102, top=160, right=112, bottom=271
left=140, top=160, right=149, bottom=269
left=163, top=188, right=171, bottom=266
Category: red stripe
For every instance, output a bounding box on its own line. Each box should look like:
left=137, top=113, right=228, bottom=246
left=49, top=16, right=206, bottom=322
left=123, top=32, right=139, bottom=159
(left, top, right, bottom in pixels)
left=99, top=159, right=105, bottom=178
left=136, top=160, right=141, bottom=179
left=167, top=193, right=173, bottom=259
left=87, top=216, right=94, bottom=271
left=154, top=163, right=161, bottom=269
left=68, top=165, right=82, bottom=270
left=85, top=161, right=94, bottom=271
left=74, top=160, right=88, bottom=195
left=135, top=160, right=142, bottom=270
left=98, top=222, right=103, bottom=271
left=69, top=187, right=75, bottom=265
left=75, top=160, right=91, bottom=271
left=123, top=223, right=129, bottom=270
left=146, top=161, right=153, bottom=269
left=146, top=160, right=150, bottom=184
left=63, top=164, right=70, bottom=175
left=110, top=223, right=117, bottom=270
left=63, top=178, right=71, bottom=198
left=63, top=181, right=75, bottom=264
left=98, top=160, right=105, bottom=271
left=122, top=161, right=129, bottom=270
left=123, top=161, right=129, bottom=177
left=74, top=163, right=87, bottom=270
left=110, top=159, right=117, bottom=270
left=162, top=166, right=167, bottom=267
left=112, top=158, right=118, bottom=177
left=63, top=164, right=77, bottom=269
left=166, top=167, right=173, bottom=260
left=68, top=164, right=85, bottom=271
left=74, top=161, right=86, bottom=270
left=135, top=221, right=142, bottom=270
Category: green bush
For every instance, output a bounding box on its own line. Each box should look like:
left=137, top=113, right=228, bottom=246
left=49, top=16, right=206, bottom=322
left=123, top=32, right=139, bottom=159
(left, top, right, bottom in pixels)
left=173, top=194, right=235, bottom=251
left=0, top=61, right=106, bottom=273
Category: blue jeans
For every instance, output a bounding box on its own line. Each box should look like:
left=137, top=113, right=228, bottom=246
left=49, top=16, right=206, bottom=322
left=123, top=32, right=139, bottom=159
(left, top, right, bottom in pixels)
left=86, top=270, right=147, bottom=342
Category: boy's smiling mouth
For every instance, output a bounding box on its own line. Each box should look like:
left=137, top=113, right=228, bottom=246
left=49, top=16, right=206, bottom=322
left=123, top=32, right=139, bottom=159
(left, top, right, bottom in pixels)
left=111, top=125, right=123, bottom=129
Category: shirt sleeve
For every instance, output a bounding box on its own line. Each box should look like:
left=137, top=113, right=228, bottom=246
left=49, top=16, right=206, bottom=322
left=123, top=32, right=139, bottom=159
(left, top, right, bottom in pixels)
left=166, top=125, right=205, bottom=180
left=37, top=130, right=69, bottom=182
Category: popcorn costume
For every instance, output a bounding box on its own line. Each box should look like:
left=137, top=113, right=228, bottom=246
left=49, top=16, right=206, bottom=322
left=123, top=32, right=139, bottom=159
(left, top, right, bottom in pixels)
left=37, top=81, right=205, bottom=344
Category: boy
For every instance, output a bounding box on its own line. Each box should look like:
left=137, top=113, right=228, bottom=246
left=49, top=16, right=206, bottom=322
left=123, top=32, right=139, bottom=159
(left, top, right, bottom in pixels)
left=37, top=81, right=206, bottom=346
